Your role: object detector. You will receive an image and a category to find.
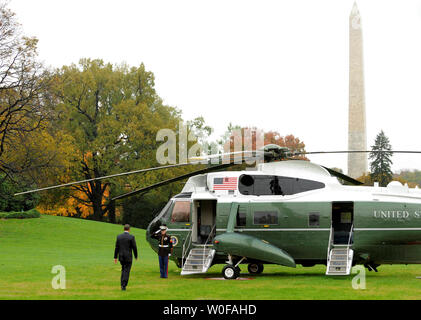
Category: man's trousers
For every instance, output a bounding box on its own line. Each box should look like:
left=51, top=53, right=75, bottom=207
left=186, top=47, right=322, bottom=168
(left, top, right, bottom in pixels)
left=120, top=261, right=132, bottom=288
left=158, top=255, right=169, bottom=278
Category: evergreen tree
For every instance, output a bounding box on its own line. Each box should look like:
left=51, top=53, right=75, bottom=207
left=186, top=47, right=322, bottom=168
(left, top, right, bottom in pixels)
left=369, top=130, right=393, bottom=187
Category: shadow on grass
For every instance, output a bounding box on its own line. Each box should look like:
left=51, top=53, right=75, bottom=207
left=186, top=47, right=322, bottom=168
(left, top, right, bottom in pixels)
left=179, top=267, right=381, bottom=282
left=181, top=271, right=345, bottom=280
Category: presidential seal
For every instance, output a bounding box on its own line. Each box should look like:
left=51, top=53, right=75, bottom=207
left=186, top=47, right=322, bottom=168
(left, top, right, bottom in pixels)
left=170, top=235, right=179, bottom=247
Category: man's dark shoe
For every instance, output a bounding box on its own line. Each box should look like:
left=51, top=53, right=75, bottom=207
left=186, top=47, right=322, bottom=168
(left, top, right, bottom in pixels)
left=121, top=287, right=126, bottom=291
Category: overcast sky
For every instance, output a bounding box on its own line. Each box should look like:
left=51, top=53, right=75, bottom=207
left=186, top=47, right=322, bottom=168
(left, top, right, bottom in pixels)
left=8, top=0, right=421, bottom=173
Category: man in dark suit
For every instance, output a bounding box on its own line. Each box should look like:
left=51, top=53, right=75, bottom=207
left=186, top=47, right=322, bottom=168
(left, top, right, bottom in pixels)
left=114, top=224, right=138, bottom=290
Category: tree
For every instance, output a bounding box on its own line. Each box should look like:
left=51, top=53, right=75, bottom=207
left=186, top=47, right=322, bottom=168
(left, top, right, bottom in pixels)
left=50, top=59, right=214, bottom=223
left=119, top=117, right=215, bottom=228
left=50, top=59, right=182, bottom=221
left=0, top=174, right=40, bottom=211
left=0, top=2, right=71, bottom=211
left=217, top=125, right=308, bottom=161
left=0, top=125, right=76, bottom=211
left=356, top=172, right=373, bottom=186
left=0, top=2, right=50, bottom=178
left=264, top=131, right=308, bottom=160
left=369, top=130, right=393, bottom=187
left=392, top=170, right=419, bottom=188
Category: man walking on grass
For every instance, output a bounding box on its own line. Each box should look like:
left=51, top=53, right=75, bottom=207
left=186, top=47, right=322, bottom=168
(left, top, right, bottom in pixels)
left=114, top=224, right=138, bottom=290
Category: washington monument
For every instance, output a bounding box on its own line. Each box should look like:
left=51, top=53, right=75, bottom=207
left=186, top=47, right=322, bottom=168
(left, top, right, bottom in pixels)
left=348, top=2, right=368, bottom=179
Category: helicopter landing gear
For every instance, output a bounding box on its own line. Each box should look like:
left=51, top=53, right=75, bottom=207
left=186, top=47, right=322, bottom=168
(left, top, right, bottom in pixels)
left=222, top=256, right=246, bottom=280
left=222, top=265, right=240, bottom=280
left=364, top=263, right=380, bottom=272
left=248, top=263, right=264, bottom=274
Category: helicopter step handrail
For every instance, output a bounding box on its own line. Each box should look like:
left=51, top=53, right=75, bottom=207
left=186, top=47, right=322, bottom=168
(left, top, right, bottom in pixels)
left=326, top=222, right=333, bottom=266
left=202, top=224, right=216, bottom=268
left=182, top=228, right=193, bottom=268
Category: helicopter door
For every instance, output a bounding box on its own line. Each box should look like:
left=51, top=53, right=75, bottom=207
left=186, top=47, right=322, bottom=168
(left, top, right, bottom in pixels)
left=332, top=202, right=354, bottom=245
left=192, top=200, right=217, bottom=244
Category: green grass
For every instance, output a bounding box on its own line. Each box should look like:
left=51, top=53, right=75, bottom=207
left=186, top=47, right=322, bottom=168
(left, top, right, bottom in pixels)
left=1, top=215, right=421, bottom=299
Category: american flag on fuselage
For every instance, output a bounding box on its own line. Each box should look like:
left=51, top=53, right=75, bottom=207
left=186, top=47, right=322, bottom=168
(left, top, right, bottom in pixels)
left=213, top=177, right=238, bottom=190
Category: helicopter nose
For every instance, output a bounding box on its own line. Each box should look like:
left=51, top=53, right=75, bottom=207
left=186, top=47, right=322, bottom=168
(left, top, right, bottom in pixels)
left=146, top=219, right=161, bottom=239
left=146, top=221, right=153, bottom=238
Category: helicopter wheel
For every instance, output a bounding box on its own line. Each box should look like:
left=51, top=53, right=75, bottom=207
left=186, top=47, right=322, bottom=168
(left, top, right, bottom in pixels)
left=248, top=263, right=264, bottom=274
left=222, top=265, right=240, bottom=280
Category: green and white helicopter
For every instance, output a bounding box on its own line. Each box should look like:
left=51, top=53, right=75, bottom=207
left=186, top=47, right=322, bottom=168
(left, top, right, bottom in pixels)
left=18, top=145, right=421, bottom=279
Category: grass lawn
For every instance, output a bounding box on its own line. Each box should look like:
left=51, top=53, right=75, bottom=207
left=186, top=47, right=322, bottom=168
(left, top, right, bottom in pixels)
left=1, top=214, right=421, bottom=299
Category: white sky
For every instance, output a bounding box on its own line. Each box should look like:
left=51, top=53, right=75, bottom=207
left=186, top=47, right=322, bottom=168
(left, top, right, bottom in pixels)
left=8, top=0, right=421, bottom=173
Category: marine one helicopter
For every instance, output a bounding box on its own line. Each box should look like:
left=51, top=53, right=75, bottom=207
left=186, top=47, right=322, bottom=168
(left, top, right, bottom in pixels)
left=17, top=145, right=421, bottom=279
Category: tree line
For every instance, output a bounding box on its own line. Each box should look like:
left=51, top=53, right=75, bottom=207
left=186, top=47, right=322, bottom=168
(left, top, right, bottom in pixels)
left=0, top=2, right=308, bottom=228
left=3, top=1, right=410, bottom=228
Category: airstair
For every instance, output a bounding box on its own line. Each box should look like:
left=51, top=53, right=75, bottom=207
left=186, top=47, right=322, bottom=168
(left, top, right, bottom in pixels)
left=181, top=225, right=216, bottom=275
left=181, top=245, right=216, bottom=275
left=326, top=224, right=354, bottom=275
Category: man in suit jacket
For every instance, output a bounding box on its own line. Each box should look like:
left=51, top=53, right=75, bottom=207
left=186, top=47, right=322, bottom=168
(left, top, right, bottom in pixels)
left=114, top=224, right=138, bottom=290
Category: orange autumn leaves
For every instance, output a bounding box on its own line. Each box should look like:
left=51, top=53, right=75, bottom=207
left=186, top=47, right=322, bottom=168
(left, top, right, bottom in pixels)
left=37, top=152, right=121, bottom=219
left=224, top=127, right=308, bottom=160
left=37, top=185, right=121, bottom=218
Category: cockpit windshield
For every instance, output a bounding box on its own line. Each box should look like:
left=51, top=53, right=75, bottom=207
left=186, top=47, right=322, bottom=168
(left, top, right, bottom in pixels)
left=147, top=200, right=173, bottom=236
left=160, top=200, right=173, bottom=220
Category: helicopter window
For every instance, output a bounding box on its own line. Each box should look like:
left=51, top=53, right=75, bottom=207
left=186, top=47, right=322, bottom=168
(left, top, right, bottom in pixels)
left=171, top=201, right=191, bottom=223
left=173, top=192, right=192, bottom=198
left=340, top=211, right=352, bottom=224
left=238, top=174, right=325, bottom=196
left=236, top=205, right=247, bottom=227
left=161, top=200, right=174, bottom=220
left=253, top=211, right=278, bottom=225
left=308, top=212, right=320, bottom=227
left=253, top=177, right=282, bottom=196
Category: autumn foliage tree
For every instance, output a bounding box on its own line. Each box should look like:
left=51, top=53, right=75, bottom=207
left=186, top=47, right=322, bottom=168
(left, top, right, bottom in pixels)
left=0, top=2, right=77, bottom=212
left=48, top=59, right=184, bottom=222
left=264, top=131, right=308, bottom=160
left=0, top=3, right=50, bottom=177
left=218, top=124, right=308, bottom=162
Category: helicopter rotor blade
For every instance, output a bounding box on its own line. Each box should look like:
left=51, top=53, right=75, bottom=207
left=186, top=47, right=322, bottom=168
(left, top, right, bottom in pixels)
left=18, top=146, right=419, bottom=197
left=293, top=150, right=421, bottom=156
left=14, top=151, right=263, bottom=197
left=112, top=160, right=365, bottom=200
left=13, top=160, right=207, bottom=196
left=321, top=166, right=363, bottom=185
left=113, top=154, right=264, bottom=201
left=111, top=162, right=238, bottom=201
